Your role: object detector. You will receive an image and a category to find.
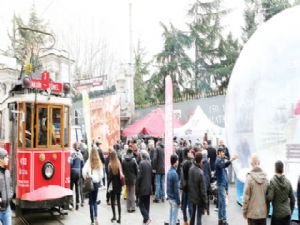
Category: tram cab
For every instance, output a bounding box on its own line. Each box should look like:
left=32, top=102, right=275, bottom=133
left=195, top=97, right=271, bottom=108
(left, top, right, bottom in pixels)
left=0, top=71, right=72, bottom=212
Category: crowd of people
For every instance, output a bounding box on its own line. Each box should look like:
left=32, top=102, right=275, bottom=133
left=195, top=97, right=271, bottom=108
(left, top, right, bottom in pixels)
left=69, top=136, right=300, bottom=225
left=0, top=135, right=298, bottom=225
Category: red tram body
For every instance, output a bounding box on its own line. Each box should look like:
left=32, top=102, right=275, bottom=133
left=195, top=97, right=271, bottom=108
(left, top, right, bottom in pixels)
left=0, top=71, right=72, bottom=212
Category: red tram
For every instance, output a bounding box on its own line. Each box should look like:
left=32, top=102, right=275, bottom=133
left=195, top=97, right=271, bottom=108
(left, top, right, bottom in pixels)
left=0, top=71, right=72, bottom=213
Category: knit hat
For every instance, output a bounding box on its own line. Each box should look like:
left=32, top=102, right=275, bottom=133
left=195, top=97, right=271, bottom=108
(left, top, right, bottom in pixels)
left=0, top=148, right=8, bottom=159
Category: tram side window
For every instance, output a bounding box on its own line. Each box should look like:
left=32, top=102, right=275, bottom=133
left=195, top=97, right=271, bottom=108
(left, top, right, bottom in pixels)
left=18, top=103, right=25, bottom=148
left=50, top=108, right=61, bottom=146
left=25, top=103, right=33, bottom=148
left=64, top=107, right=69, bottom=147
left=38, top=108, right=48, bottom=146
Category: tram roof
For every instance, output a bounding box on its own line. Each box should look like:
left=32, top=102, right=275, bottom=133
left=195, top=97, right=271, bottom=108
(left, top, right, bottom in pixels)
left=0, top=92, right=71, bottom=107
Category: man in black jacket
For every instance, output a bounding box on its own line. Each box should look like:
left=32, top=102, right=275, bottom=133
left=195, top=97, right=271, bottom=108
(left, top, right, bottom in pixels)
left=137, top=150, right=152, bottom=225
left=0, top=148, right=12, bottom=225
left=153, top=141, right=165, bottom=202
left=122, top=148, right=138, bottom=212
left=180, top=147, right=193, bottom=225
left=188, top=152, right=207, bottom=225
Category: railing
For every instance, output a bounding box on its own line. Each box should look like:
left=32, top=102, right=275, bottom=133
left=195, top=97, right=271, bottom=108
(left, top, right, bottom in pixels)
left=135, top=89, right=226, bottom=109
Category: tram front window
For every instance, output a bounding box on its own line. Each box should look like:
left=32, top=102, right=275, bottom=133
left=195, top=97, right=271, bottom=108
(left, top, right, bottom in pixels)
left=51, top=108, right=61, bottom=146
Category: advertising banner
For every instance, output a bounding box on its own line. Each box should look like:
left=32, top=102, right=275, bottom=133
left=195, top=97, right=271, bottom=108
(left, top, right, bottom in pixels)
left=90, top=95, right=120, bottom=153
left=165, top=75, right=173, bottom=175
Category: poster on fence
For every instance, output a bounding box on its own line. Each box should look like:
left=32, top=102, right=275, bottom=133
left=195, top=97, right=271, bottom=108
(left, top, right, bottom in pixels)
left=90, top=94, right=120, bottom=153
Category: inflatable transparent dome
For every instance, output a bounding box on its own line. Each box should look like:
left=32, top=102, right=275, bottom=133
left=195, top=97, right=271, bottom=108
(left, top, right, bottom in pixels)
left=226, top=5, right=300, bottom=193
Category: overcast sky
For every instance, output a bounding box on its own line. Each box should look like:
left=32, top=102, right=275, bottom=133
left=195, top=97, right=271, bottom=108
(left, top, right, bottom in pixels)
left=0, top=0, right=244, bottom=75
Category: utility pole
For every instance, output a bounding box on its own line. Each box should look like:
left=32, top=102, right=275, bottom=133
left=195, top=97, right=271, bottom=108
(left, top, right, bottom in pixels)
left=128, top=1, right=135, bottom=120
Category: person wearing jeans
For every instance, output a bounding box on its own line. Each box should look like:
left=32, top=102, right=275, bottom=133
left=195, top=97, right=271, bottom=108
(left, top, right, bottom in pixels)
left=82, top=147, right=103, bottom=225
left=215, top=147, right=237, bottom=225
left=167, top=154, right=180, bottom=225
left=153, top=142, right=165, bottom=202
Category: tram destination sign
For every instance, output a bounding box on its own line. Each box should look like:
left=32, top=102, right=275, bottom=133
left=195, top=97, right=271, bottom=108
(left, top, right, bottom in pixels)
left=31, top=71, right=62, bottom=92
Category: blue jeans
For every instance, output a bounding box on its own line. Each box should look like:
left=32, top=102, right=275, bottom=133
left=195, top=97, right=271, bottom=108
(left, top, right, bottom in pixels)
left=155, top=174, right=165, bottom=200
left=217, top=185, right=226, bottom=222
left=169, top=199, right=179, bottom=225
left=182, top=191, right=193, bottom=222
left=89, top=182, right=100, bottom=223
left=0, top=207, right=11, bottom=225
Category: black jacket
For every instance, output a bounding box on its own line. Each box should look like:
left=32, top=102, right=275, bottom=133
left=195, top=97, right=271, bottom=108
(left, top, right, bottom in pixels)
left=153, top=146, right=165, bottom=174
left=180, top=158, right=193, bottom=192
left=122, top=153, right=138, bottom=186
left=188, top=162, right=207, bottom=207
left=207, top=146, right=216, bottom=171
left=108, top=167, right=122, bottom=194
left=136, top=159, right=152, bottom=196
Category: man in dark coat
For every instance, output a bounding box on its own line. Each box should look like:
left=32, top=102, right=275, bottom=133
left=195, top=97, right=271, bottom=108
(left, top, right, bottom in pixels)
left=122, top=148, right=138, bottom=212
left=205, top=140, right=216, bottom=172
left=70, top=142, right=84, bottom=210
left=188, top=152, right=207, bottom=225
left=267, top=161, right=295, bottom=225
left=148, top=140, right=156, bottom=195
left=153, top=141, right=165, bottom=202
left=180, top=147, right=193, bottom=225
left=136, top=150, right=152, bottom=225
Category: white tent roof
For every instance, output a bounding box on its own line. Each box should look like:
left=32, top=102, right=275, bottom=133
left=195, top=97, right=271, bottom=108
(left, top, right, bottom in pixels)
left=174, top=106, right=225, bottom=144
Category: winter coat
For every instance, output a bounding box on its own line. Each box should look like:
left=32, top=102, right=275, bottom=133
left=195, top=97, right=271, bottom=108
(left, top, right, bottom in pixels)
left=242, top=167, right=269, bottom=219
left=188, top=162, right=207, bottom=207
left=207, top=146, right=217, bottom=171
left=108, top=166, right=123, bottom=194
left=153, top=146, right=165, bottom=174
left=122, top=153, right=138, bottom=186
left=202, top=159, right=211, bottom=192
left=215, top=156, right=231, bottom=187
left=136, top=159, right=152, bottom=196
left=82, top=160, right=103, bottom=183
left=266, top=174, right=295, bottom=219
left=0, top=168, right=12, bottom=210
left=180, top=158, right=193, bottom=192
left=70, top=150, right=84, bottom=178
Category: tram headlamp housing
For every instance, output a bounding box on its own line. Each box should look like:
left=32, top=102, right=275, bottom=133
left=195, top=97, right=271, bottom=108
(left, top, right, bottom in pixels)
left=42, top=161, right=55, bottom=180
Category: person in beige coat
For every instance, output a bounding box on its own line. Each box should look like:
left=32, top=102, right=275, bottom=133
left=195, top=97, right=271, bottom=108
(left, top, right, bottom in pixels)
left=242, top=155, right=269, bottom=225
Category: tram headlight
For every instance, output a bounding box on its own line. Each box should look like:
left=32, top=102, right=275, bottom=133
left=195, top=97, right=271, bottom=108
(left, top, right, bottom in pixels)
left=23, top=76, right=31, bottom=88
left=42, top=161, right=55, bottom=180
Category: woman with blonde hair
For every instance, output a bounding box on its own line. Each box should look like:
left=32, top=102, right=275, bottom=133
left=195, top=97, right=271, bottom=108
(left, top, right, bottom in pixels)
left=82, top=147, right=103, bottom=225
left=108, top=149, right=123, bottom=224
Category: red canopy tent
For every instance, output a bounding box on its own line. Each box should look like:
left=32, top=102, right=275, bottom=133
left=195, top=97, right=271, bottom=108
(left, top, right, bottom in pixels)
left=123, top=108, right=182, bottom=137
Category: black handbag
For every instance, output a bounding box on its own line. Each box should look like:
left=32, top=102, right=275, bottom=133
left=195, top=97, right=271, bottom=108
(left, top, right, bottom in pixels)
left=83, top=176, right=94, bottom=193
